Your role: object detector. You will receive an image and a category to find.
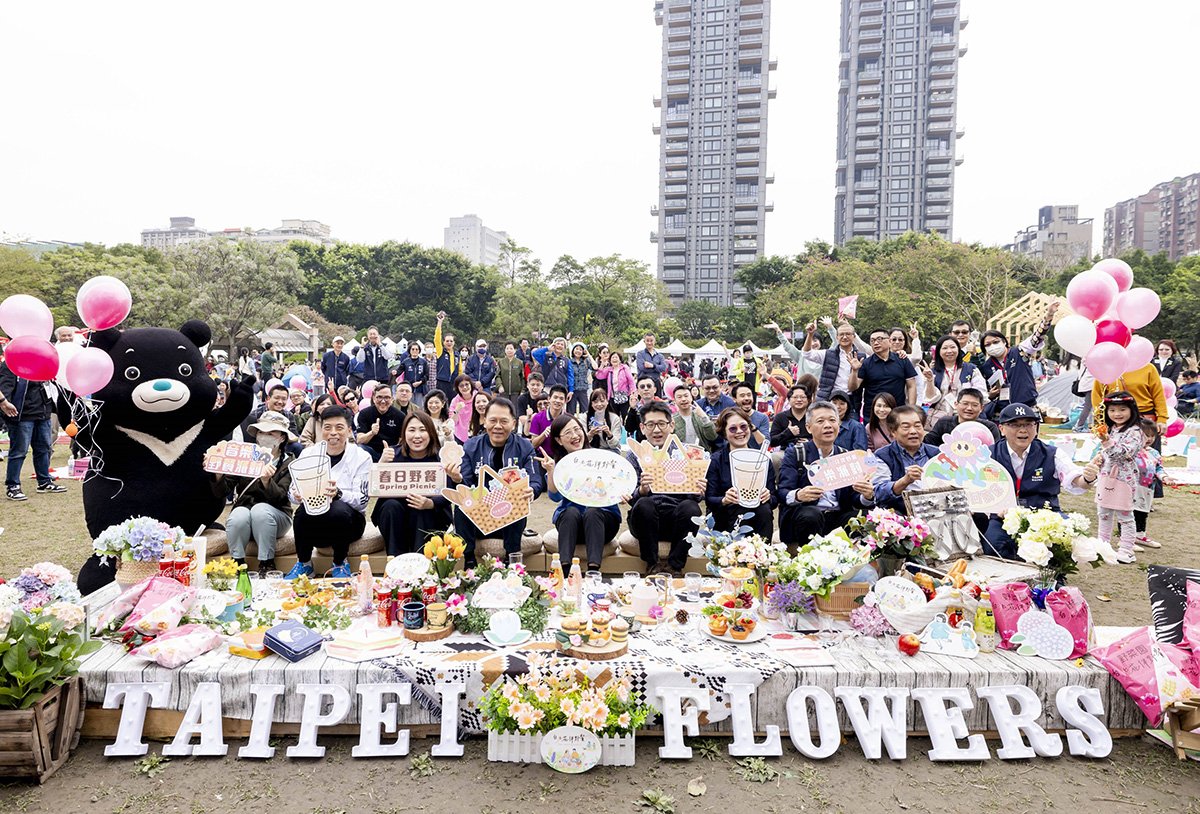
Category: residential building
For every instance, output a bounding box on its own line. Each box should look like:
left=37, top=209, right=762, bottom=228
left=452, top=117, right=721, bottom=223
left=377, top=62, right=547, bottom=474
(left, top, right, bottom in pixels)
left=1104, top=173, right=1200, bottom=261
left=443, top=214, right=509, bottom=267
left=140, top=216, right=209, bottom=250
left=833, top=0, right=967, bottom=244
left=1004, top=205, right=1093, bottom=270
left=651, top=0, right=776, bottom=306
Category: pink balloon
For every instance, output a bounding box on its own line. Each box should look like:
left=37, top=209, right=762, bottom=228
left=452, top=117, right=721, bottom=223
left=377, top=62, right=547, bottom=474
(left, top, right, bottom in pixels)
left=1093, top=258, right=1134, bottom=293
left=0, top=294, right=54, bottom=340
left=1084, top=342, right=1129, bottom=385
left=76, top=276, right=132, bottom=331
left=362, top=381, right=377, bottom=401
left=1065, top=270, right=1118, bottom=321
left=1167, top=395, right=1178, bottom=409
left=1124, top=335, right=1155, bottom=371
left=1165, top=417, right=1185, bottom=439
left=1162, top=377, right=1177, bottom=400
left=64, top=347, right=114, bottom=395
left=1094, top=319, right=1131, bottom=347
left=3, top=336, right=59, bottom=381
left=1115, top=288, right=1161, bottom=330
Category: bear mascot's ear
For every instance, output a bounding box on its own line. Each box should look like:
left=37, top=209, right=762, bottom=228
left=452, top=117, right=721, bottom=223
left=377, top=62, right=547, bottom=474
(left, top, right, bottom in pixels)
left=89, top=328, right=122, bottom=352
left=179, top=320, right=212, bottom=349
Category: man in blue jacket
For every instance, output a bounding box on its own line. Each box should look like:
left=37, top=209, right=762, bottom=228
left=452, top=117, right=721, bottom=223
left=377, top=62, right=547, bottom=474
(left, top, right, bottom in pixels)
left=453, top=397, right=545, bottom=566
left=532, top=337, right=573, bottom=393
left=356, top=326, right=393, bottom=385
left=320, top=336, right=351, bottom=393
left=397, top=341, right=429, bottom=405
left=635, top=333, right=668, bottom=395
left=776, top=401, right=875, bottom=547
left=465, top=339, right=498, bottom=392
left=868, top=405, right=941, bottom=513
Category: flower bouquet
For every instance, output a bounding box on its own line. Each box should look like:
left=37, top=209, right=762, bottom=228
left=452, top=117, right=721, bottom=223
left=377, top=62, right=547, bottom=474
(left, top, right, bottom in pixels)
left=845, top=508, right=933, bottom=574
left=422, top=531, right=466, bottom=581
left=1001, top=508, right=1116, bottom=583
left=789, top=529, right=872, bottom=618
left=764, top=580, right=816, bottom=631
left=5, top=562, right=81, bottom=613
left=688, top=512, right=788, bottom=615
left=202, top=558, right=244, bottom=592
left=439, top=556, right=549, bottom=635
left=479, top=652, right=652, bottom=764
left=93, top=516, right=185, bottom=586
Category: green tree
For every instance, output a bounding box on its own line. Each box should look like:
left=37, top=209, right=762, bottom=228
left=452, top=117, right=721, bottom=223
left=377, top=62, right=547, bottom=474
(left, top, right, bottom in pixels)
left=169, top=239, right=304, bottom=351
left=549, top=254, right=668, bottom=341
left=672, top=300, right=724, bottom=341
left=0, top=246, right=51, bottom=305
left=496, top=238, right=539, bottom=286
left=35, top=244, right=189, bottom=329
left=491, top=282, right=568, bottom=343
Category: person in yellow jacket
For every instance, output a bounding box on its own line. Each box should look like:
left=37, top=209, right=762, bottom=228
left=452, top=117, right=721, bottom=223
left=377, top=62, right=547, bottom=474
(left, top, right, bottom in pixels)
left=433, top=311, right=462, bottom=396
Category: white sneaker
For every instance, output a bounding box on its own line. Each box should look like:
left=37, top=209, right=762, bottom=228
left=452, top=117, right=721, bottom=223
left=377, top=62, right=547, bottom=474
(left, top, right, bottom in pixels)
left=1116, top=549, right=1137, bottom=564
left=1132, top=544, right=1145, bottom=553
left=1137, top=535, right=1162, bottom=549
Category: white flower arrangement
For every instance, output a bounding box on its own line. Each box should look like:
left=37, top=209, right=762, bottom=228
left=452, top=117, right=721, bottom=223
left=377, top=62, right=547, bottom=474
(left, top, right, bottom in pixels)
left=1002, top=508, right=1113, bottom=578
left=786, top=529, right=871, bottom=599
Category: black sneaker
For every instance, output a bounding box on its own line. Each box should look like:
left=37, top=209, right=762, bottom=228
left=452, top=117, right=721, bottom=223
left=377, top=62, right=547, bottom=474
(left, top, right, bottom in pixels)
left=36, top=482, right=67, bottom=494
left=6, top=488, right=27, bottom=501
left=257, top=559, right=276, bottom=578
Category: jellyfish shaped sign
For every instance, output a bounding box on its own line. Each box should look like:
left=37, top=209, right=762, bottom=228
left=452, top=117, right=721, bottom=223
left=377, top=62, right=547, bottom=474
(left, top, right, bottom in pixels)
left=554, top=449, right=639, bottom=508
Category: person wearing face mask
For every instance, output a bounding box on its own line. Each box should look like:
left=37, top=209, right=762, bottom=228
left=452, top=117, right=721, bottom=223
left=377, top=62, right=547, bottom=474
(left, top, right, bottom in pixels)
left=209, top=411, right=296, bottom=576
left=465, top=339, right=498, bottom=392
left=539, top=414, right=621, bottom=571
left=373, top=411, right=462, bottom=555
left=977, top=301, right=1058, bottom=418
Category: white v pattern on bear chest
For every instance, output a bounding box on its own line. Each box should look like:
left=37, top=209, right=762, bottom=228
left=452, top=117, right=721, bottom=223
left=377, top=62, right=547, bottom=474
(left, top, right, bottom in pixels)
left=115, top=421, right=206, bottom=467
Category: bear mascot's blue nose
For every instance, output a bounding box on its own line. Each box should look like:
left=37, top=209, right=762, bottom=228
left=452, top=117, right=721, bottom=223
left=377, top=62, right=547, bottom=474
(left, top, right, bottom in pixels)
left=153, top=380, right=173, bottom=392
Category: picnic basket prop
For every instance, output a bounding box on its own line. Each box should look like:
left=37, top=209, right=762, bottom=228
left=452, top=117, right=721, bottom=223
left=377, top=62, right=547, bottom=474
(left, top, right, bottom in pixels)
left=441, top=466, right=531, bottom=536
left=626, top=436, right=709, bottom=494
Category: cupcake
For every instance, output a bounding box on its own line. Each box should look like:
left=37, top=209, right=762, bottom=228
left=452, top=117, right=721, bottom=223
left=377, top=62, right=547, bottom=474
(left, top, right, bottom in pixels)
left=611, top=618, right=629, bottom=643
left=590, top=611, right=611, bottom=634
left=729, top=625, right=749, bottom=641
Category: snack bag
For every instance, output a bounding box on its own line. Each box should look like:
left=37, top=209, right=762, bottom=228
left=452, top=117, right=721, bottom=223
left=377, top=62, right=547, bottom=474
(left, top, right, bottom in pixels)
left=1092, top=626, right=1200, bottom=726
left=129, top=624, right=223, bottom=669
left=92, top=579, right=153, bottom=633
left=1161, top=641, right=1200, bottom=689
left=131, top=588, right=196, bottom=635
left=1184, top=580, right=1200, bottom=652
left=1044, top=586, right=1093, bottom=658
left=989, top=582, right=1033, bottom=650
left=121, top=576, right=187, bottom=632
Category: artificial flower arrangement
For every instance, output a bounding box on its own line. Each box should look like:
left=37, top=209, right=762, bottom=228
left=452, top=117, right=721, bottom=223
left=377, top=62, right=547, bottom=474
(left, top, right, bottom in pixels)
left=202, top=558, right=245, bottom=591
left=1001, top=507, right=1117, bottom=580
left=92, top=516, right=185, bottom=563
left=687, top=512, right=788, bottom=575
left=439, top=556, right=550, bottom=635
left=845, top=508, right=933, bottom=560
left=0, top=563, right=99, bottom=709
left=478, top=652, right=652, bottom=737
left=788, top=529, right=872, bottom=599
left=423, top=531, right=466, bottom=580
left=764, top=579, right=816, bottom=618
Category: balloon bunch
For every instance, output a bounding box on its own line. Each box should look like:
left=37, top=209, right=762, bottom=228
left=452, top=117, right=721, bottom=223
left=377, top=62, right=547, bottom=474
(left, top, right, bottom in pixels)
left=0, top=276, right=132, bottom=394
left=1054, top=258, right=1182, bottom=437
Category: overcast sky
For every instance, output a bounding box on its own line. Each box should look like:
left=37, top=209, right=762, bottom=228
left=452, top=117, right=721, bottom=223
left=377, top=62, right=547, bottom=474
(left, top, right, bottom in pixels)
left=2, top=1, right=1196, bottom=270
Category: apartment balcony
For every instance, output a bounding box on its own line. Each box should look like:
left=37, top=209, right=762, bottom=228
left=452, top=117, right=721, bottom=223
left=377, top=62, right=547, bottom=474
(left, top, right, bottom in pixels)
left=668, top=38, right=690, bottom=54
left=653, top=96, right=662, bottom=108
left=857, top=70, right=882, bottom=84
left=664, top=155, right=688, bottom=167
left=929, top=120, right=953, bottom=133
left=857, top=94, right=881, bottom=110
left=959, top=45, right=969, bottom=58
left=855, top=191, right=879, bottom=205
left=665, top=83, right=689, bottom=99
left=955, top=154, right=965, bottom=166
left=855, top=126, right=880, bottom=137
left=734, top=239, right=758, bottom=250
left=856, top=150, right=879, bottom=165
left=860, top=14, right=883, bottom=29
left=668, top=25, right=691, bottom=42
left=853, top=208, right=878, bottom=219
left=839, top=77, right=850, bottom=90
left=736, top=164, right=760, bottom=177
left=664, top=184, right=687, bottom=196
left=857, top=110, right=881, bottom=124
left=662, top=226, right=686, bottom=236
left=650, top=231, right=658, bottom=243
left=926, top=160, right=952, bottom=176
left=663, top=197, right=688, bottom=210
left=859, top=41, right=883, bottom=55
left=668, top=11, right=690, bottom=24
left=860, top=0, right=884, bottom=11
left=960, top=16, right=970, bottom=30
left=734, top=195, right=760, bottom=206
left=737, top=106, right=761, bottom=122
left=835, top=184, right=847, bottom=196
left=926, top=148, right=954, bottom=159
left=927, top=219, right=951, bottom=231
left=650, top=206, right=660, bottom=217
left=767, top=87, right=777, bottom=99
left=956, top=126, right=966, bottom=138
left=764, top=173, right=774, bottom=184
left=667, top=54, right=690, bottom=66
left=930, top=33, right=958, bottom=50
left=733, top=225, right=758, bottom=236
left=926, top=205, right=952, bottom=216
left=734, top=208, right=760, bottom=221
left=933, top=0, right=957, bottom=7
left=859, top=23, right=883, bottom=42
left=665, top=142, right=688, bottom=156
left=740, top=2, right=764, bottom=19
left=931, top=47, right=956, bottom=64
left=926, top=191, right=952, bottom=202
left=666, top=109, right=689, bottom=122
left=768, top=58, right=778, bottom=70
left=929, top=103, right=953, bottom=120
left=853, top=180, right=878, bottom=191
left=741, top=48, right=763, bottom=60
left=764, top=200, right=774, bottom=212
left=932, top=7, right=958, bottom=21
left=836, top=158, right=847, bottom=169
left=738, top=93, right=762, bottom=105
left=664, top=256, right=686, bottom=267
left=855, top=139, right=880, bottom=152
left=652, top=124, right=661, bottom=135
left=931, top=77, right=955, bottom=90
left=738, top=74, right=762, bottom=88
left=931, top=63, right=956, bottom=76
left=741, top=16, right=763, bottom=34
left=740, top=34, right=763, bottom=46
left=927, top=177, right=952, bottom=189
left=664, top=169, right=687, bottom=180
left=736, top=137, right=760, bottom=149
left=667, top=69, right=690, bottom=83
left=736, top=151, right=760, bottom=164
left=734, top=253, right=758, bottom=265
left=736, top=121, right=761, bottom=133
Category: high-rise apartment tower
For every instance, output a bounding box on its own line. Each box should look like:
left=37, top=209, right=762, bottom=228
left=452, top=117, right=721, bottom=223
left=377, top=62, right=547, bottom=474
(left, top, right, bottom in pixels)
left=652, top=0, right=776, bottom=305
left=834, top=0, right=967, bottom=243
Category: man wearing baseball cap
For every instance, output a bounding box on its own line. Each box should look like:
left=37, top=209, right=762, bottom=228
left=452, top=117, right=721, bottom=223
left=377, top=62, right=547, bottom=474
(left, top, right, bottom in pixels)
left=465, top=338, right=497, bottom=391
left=983, top=402, right=1099, bottom=559
left=321, top=336, right=351, bottom=393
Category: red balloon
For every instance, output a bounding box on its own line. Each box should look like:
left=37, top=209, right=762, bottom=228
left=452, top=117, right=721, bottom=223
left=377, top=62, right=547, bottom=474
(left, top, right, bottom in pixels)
left=1094, top=319, right=1131, bottom=347
left=3, top=336, right=60, bottom=382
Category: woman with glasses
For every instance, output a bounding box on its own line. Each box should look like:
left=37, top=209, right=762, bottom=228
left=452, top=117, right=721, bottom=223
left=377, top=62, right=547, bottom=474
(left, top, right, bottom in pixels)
left=539, top=414, right=620, bottom=571
left=704, top=407, right=776, bottom=540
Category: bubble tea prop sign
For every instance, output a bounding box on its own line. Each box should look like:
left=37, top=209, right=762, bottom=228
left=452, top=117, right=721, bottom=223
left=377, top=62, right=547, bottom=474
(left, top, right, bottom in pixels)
left=555, top=449, right=638, bottom=508
left=289, top=445, right=332, bottom=516
left=729, top=447, right=772, bottom=508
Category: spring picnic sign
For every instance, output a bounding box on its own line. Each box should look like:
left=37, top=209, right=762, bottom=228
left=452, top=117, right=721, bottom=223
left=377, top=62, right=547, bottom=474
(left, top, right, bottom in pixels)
left=369, top=463, right=447, bottom=497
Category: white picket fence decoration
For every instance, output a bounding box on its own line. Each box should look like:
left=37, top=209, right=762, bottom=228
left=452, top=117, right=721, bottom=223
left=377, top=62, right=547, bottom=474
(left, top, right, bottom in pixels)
left=486, top=730, right=636, bottom=765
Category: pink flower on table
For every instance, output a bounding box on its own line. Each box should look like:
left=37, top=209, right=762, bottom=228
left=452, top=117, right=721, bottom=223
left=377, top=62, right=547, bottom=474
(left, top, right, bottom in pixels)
left=617, top=712, right=632, bottom=729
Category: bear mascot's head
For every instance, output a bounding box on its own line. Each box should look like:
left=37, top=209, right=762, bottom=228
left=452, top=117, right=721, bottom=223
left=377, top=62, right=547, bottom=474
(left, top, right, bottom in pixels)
left=74, top=319, right=253, bottom=594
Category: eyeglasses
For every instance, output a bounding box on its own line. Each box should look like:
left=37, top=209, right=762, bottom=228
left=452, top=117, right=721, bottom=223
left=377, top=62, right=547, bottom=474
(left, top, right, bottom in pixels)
left=727, top=425, right=750, bottom=434
left=951, top=329, right=969, bottom=335
left=642, top=420, right=671, bottom=430
left=869, top=336, right=888, bottom=343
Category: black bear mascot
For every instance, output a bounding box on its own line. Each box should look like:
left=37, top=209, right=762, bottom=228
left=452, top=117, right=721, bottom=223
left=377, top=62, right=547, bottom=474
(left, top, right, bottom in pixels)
left=69, top=320, right=253, bottom=594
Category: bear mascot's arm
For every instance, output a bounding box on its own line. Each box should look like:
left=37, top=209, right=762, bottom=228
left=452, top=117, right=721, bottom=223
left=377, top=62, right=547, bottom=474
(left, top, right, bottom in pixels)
left=212, top=373, right=255, bottom=438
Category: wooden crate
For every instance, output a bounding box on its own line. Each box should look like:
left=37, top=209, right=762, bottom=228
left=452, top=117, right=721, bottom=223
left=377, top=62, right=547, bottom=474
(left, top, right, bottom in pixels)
left=0, top=676, right=85, bottom=784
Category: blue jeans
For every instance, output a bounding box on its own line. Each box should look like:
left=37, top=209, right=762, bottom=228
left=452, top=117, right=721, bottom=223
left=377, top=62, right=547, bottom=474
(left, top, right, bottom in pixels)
left=226, top=503, right=292, bottom=560
left=5, top=419, right=53, bottom=490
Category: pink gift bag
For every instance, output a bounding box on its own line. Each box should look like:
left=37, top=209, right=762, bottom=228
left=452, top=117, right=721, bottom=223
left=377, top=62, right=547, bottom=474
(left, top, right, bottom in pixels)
left=1183, top=580, right=1200, bottom=652
left=1045, top=586, right=1093, bottom=658
left=989, top=582, right=1033, bottom=650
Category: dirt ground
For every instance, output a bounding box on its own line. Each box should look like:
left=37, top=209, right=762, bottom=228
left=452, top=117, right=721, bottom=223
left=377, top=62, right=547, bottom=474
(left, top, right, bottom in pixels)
left=1, top=439, right=1198, bottom=812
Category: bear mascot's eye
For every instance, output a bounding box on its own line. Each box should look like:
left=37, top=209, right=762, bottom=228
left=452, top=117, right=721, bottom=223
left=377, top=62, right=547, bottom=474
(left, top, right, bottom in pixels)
left=124, top=366, right=141, bottom=381
left=178, top=363, right=193, bottom=377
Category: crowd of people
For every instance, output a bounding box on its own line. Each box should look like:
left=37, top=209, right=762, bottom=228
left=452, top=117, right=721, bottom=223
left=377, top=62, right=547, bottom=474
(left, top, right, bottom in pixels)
left=2, top=308, right=1194, bottom=580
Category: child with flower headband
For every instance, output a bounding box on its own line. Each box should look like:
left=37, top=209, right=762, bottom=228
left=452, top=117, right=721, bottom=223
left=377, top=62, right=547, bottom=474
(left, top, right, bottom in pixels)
left=1096, top=391, right=1143, bottom=563
left=1132, top=418, right=1176, bottom=550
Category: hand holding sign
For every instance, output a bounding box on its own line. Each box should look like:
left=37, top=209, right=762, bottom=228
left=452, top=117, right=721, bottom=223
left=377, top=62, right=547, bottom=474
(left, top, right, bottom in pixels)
left=805, top=450, right=870, bottom=491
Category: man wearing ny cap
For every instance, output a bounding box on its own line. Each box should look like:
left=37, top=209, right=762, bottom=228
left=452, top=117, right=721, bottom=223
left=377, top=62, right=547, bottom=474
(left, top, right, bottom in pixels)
left=321, top=336, right=351, bottom=393
left=984, top=402, right=1098, bottom=559
left=465, top=338, right=498, bottom=392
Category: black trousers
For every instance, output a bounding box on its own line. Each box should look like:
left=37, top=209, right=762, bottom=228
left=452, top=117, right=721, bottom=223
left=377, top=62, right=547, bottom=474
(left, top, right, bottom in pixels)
left=627, top=496, right=700, bottom=570
left=778, top=504, right=858, bottom=548
left=372, top=498, right=453, bottom=556
left=454, top=508, right=527, bottom=565
left=711, top=502, right=774, bottom=543
left=1135, top=509, right=1148, bottom=534
left=293, top=500, right=366, bottom=565
left=556, top=506, right=620, bottom=568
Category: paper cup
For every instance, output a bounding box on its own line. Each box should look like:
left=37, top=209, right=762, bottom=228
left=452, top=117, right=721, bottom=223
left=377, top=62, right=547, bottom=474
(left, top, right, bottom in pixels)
left=729, top=448, right=771, bottom=508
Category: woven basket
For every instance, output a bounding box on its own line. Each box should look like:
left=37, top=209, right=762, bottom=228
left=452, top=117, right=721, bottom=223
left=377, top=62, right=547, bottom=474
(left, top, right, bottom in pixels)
left=115, top=559, right=160, bottom=587
left=815, top=581, right=870, bottom=619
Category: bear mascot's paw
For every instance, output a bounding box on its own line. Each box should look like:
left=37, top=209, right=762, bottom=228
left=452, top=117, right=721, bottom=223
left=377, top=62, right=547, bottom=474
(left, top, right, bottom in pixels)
left=73, top=320, right=253, bottom=595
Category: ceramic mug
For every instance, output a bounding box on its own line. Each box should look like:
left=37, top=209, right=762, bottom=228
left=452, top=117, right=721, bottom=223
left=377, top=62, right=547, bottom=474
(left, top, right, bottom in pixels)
left=426, top=602, right=448, bottom=630
left=402, top=601, right=426, bottom=630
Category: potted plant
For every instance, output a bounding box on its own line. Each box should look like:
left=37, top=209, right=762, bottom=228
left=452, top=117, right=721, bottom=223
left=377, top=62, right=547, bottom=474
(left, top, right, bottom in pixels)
left=1002, top=507, right=1116, bottom=588
left=763, top=574, right=816, bottom=631
left=92, top=516, right=186, bottom=586
left=790, top=529, right=873, bottom=619
left=478, top=652, right=652, bottom=765
left=0, top=564, right=101, bottom=782
left=423, top=532, right=466, bottom=580
left=845, top=508, right=934, bottom=576
left=201, top=558, right=248, bottom=621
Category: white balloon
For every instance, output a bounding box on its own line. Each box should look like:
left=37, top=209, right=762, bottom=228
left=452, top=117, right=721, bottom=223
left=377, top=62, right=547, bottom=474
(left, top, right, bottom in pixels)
left=55, top=341, right=83, bottom=385
left=1052, top=314, right=1097, bottom=358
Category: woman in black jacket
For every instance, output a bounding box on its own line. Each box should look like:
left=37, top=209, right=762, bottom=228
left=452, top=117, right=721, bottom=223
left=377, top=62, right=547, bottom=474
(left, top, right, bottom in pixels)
left=372, top=410, right=458, bottom=555
left=704, top=408, right=776, bottom=540
left=1153, top=339, right=1183, bottom=384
